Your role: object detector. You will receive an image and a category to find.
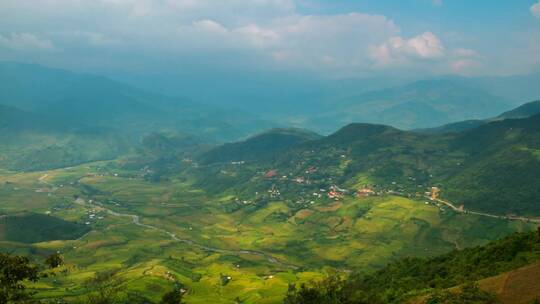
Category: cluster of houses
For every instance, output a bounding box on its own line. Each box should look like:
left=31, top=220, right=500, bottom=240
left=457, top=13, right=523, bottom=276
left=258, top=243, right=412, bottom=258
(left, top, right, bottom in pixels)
left=327, top=185, right=348, bottom=200
left=222, top=161, right=452, bottom=215
left=84, top=208, right=105, bottom=225
left=268, top=185, right=281, bottom=198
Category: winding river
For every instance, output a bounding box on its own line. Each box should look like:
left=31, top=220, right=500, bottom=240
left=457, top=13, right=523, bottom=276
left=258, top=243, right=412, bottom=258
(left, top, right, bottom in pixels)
left=75, top=198, right=298, bottom=269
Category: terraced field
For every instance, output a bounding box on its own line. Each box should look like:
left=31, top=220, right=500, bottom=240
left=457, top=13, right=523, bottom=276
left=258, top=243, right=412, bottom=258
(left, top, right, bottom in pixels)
left=0, top=160, right=534, bottom=303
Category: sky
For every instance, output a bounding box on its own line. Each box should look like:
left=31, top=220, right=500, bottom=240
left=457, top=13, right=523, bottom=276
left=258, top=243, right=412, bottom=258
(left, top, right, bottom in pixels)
left=0, top=0, right=540, bottom=78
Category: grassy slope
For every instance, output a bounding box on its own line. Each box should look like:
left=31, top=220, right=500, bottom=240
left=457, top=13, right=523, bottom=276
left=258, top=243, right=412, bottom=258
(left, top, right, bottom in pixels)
left=478, top=262, right=540, bottom=304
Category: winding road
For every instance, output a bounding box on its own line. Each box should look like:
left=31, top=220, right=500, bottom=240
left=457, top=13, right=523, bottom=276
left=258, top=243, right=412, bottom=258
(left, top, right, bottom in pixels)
left=430, top=197, right=540, bottom=224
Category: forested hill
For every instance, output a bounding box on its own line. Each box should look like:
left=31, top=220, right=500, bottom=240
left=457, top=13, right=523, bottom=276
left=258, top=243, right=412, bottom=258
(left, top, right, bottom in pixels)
left=283, top=229, right=540, bottom=304
left=417, top=100, right=540, bottom=134
left=193, top=111, right=540, bottom=216
left=198, top=128, right=322, bottom=164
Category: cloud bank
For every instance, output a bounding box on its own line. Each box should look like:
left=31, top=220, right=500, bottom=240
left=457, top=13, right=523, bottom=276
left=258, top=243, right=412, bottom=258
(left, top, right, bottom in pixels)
left=0, top=0, right=534, bottom=76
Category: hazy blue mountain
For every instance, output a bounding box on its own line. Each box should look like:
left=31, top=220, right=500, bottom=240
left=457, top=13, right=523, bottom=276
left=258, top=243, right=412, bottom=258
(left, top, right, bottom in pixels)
left=112, top=69, right=540, bottom=134
left=497, top=100, right=540, bottom=120
left=0, top=104, right=128, bottom=171
left=0, top=62, right=275, bottom=142
left=0, top=62, right=84, bottom=110
left=323, top=79, right=513, bottom=130
left=112, top=68, right=409, bottom=116
left=417, top=100, right=540, bottom=134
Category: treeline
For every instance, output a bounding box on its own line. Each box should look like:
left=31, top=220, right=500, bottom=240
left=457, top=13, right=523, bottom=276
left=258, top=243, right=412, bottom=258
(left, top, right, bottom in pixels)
left=284, top=228, right=540, bottom=304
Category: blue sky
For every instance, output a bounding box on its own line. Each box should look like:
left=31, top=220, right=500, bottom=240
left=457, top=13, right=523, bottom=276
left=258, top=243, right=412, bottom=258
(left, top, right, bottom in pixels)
left=0, top=0, right=539, bottom=78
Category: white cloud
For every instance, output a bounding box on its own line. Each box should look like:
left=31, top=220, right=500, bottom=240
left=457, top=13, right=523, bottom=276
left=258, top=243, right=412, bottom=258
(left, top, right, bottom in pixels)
left=0, top=33, right=55, bottom=51
left=531, top=1, right=540, bottom=18
left=370, top=32, right=444, bottom=66
left=177, top=12, right=400, bottom=68
left=0, top=0, right=489, bottom=75
left=407, top=32, right=445, bottom=58
left=369, top=32, right=485, bottom=74
left=261, top=13, right=400, bottom=67
left=192, top=20, right=228, bottom=35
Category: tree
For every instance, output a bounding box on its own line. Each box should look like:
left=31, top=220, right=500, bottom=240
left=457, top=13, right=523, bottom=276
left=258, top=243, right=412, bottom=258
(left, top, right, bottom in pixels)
left=44, top=253, right=63, bottom=269
left=0, top=253, right=40, bottom=304
left=160, top=284, right=185, bottom=304
left=283, top=273, right=347, bottom=304
left=82, top=270, right=123, bottom=304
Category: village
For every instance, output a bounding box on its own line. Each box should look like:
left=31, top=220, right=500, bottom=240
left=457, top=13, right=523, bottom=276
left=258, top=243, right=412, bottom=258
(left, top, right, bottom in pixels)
left=217, top=156, right=449, bottom=215
left=204, top=156, right=540, bottom=225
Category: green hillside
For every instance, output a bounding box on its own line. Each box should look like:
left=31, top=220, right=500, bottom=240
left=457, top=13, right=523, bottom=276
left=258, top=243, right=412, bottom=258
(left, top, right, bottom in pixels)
left=199, top=128, right=322, bottom=164
left=283, top=229, right=540, bottom=304
left=188, top=113, right=540, bottom=216
left=498, top=100, right=540, bottom=120
left=416, top=100, right=540, bottom=134
left=443, top=114, right=540, bottom=215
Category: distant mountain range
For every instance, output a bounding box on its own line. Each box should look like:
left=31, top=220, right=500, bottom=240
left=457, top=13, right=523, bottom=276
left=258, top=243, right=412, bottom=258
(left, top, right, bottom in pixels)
left=4, top=62, right=540, bottom=135
left=295, top=78, right=518, bottom=132
left=0, top=62, right=276, bottom=170
left=0, top=103, right=129, bottom=171
left=112, top=66, right=540, bottom=133
left=0, top=62, right=274, bottom=142
left=417, top=100, right=540, bottom=134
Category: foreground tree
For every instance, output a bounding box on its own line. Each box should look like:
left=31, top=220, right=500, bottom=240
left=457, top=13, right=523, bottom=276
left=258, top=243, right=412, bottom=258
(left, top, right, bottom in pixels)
left=0, top=253, right=40, bottom=304
left=44, top=253, right=63, bottom=269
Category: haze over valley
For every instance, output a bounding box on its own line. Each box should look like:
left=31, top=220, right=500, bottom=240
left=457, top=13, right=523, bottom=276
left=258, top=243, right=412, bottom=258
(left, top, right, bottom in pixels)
left=1, top=1, right=540, bottom=303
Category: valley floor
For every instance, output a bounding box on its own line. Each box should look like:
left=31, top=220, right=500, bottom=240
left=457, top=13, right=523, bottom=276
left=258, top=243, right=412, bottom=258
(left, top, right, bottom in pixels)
left=0, top=161, right=536, bottom=303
